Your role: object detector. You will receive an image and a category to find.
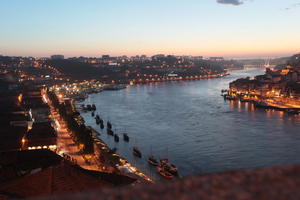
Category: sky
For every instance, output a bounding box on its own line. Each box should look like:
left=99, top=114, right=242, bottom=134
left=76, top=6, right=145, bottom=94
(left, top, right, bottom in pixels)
left=0, top=0, right=300, bottom=58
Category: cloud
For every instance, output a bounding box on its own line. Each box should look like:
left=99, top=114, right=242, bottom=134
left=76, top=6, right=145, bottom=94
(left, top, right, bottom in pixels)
left=285, top=3, right=300, bottom=10
left=217, top=0, right=244, bottom=6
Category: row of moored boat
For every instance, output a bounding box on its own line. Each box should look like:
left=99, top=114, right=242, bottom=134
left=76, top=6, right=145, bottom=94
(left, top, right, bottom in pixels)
left=132, top=146, right=178, bottom=179
left=93, top=112, right=178, bottom=179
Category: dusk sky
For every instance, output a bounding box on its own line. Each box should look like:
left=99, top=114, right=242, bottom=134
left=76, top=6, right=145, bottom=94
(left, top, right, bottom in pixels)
left=1, top=0, right=300, bottom=58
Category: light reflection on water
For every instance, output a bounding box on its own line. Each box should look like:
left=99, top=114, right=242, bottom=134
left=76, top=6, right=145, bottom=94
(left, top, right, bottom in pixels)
left=80, top=68, right=300, bottom=180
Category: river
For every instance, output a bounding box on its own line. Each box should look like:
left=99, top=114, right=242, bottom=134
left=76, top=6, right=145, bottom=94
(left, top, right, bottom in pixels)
left=79, top=68, right=300, bottom=180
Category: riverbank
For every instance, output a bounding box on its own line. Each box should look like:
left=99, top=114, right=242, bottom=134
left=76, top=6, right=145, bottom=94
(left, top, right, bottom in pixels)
left=86, top=125, right=153, bottom=182
left=128, top=72, right=229, bottom=85
left=45, top=89, right=152, bottom=183
left=77, top=68, right=300, bottom=178
left=69, top=99, right=153, bottom=182
left=223, top=92, right=300, bottom=114
left=57, top=72, right=229, bottom=101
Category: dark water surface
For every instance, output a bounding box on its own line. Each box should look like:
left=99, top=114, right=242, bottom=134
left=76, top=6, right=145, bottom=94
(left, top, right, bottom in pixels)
left=80, top=68, right=300, bottom=180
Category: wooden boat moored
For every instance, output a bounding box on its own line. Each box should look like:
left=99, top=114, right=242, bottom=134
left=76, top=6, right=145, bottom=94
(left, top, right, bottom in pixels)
left=107, top=121, right=112, bottom=129
left=157, top=166, right=173, bottom=179
left=133, top=147, right=142, bottom=158
left=107, top=128, right=114, bottom=136
left=114, top=134, right=119, bottom=142
left=123, top=133, right=129, bottom=142
left=160, top=158, right=178, bottom=175
left=100, top=123, right=104, bottom=129
left=148, top=155, right=159, bottom=166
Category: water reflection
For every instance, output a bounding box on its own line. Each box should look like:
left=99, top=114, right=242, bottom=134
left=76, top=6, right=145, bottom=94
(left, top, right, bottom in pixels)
left=80, top=68, right=300, bottom=180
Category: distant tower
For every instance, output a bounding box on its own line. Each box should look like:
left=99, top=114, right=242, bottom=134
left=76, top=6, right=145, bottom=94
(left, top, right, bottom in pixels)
left=264, top=58, right=270, bottom=68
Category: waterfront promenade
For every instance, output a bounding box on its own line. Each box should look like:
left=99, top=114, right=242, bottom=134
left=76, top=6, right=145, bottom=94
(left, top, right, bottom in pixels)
left=47, top=97, right=101, bottom=171
left=44, top=90, right=152, bottom=182
left=224, top=93, right=300, bottom=111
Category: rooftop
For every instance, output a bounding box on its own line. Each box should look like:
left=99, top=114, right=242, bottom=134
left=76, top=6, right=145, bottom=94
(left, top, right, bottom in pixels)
left=0, top=163, right=108, bottom=199
left=26, top=122, right=56, bottom=139
left=30, top=163, right=300, bottom=200
left=0, top=126, right=27, bottom=152
left=0, top=150, right=136, bottom=199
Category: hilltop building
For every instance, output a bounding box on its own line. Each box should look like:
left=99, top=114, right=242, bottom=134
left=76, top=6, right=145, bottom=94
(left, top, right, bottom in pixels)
left=51, top=55, right=64, bottom=60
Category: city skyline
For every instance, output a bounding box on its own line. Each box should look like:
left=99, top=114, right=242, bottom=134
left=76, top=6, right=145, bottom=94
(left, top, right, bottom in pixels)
left=1, top=1, right=300, bottom=197
left=1, top=0, right=300, bottom=58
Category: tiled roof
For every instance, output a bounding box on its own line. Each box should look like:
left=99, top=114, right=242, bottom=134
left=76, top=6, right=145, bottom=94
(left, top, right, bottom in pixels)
left=0, top=149, right=62, bottom=183
left=0, top=150, right=137, bottom=199
left=0, top=126, right=27, bottom=151
left=26, top=122, right=56, bottom=139
left=0, top=163, right=108, bottom=199
left=29, top=163, right=300, bottom=200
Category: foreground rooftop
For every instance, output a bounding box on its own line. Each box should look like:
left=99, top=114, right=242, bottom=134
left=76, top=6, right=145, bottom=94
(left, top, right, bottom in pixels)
left=34, top=163, right=300, bottom=200
left=0, top=150, right=136, bottom=199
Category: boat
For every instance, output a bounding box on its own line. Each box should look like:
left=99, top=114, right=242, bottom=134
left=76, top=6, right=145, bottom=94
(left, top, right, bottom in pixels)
left=148, top=155, right=159, bottom=166
left=160, top=159, right=178, bottom=175
left=286, top=109, right=300, bottom=115
left=133, top=147, right=142, bottom=158
left=107, top=129, right=114, bottom=136
left=86, top=104, right=93, bottom=111
left=95, top=88, right=103, bottom=93
left=114, top=134, right=119, bottom=142
left=73, top=93, right=88, bottom=101
left=157, top=166, right=173, bottom=179
left=107, top=121, right=112, bottom=129
left=100, top=123, right=104, bottom=129
left=160, top=158, right=169, bottom=165
left=103, top=84, right=127, bottom=91
left=225, top=95, right=237, bottom=100
left=254, top=101, right=270, bottom=108
left=123, top=133, right=129, bottom=142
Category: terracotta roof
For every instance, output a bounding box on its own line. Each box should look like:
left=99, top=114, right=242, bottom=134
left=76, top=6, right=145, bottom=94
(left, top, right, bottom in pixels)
left=0, top=149, right=62, bottom=183
left=0, top=113, right=30, bottom=124
left=26, top=122, right=56, bottom=139
left=0, top=126, right=27, bottom=152
left=0, top=163, right=108, bottom=199
left=0, top=150, right=136, bottom=199
left=32, top=163, right=300, bottom=200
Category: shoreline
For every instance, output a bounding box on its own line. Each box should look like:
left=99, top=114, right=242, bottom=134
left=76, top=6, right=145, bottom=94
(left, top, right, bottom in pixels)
left=57, top=73, right=232, bottom=181
left=127, top=72, right=229, bottom=85
left=73, top=101, right=153, bottom=183
left=66, top=69, right=300, bottom=181
left=223, top=94, right=300, bottom=114
left=70, top=72, right=230, bottom=100
left=46, top=89, right=153, bottom=183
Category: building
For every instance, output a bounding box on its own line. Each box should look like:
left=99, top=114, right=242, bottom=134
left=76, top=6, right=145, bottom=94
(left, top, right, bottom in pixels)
left=192, top=56, right=203, bottom=60
left=102, top=55, right=110, bottom=59
left=0, top=126, right=27, bottom=152
left=209, top=57, right=224, bottom=61
left=152, top=54, right=165, bottom=60
left=0, top=149, right=136, bottom=199
left=24, top=122, right=57, bottom=150
left=51, top=55, right=64, bottom=60
left=21, top=91, right=51, bottom=122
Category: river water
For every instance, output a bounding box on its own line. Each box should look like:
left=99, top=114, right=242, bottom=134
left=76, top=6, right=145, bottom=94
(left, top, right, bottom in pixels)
left=79, top=68, right=300, bottom=180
